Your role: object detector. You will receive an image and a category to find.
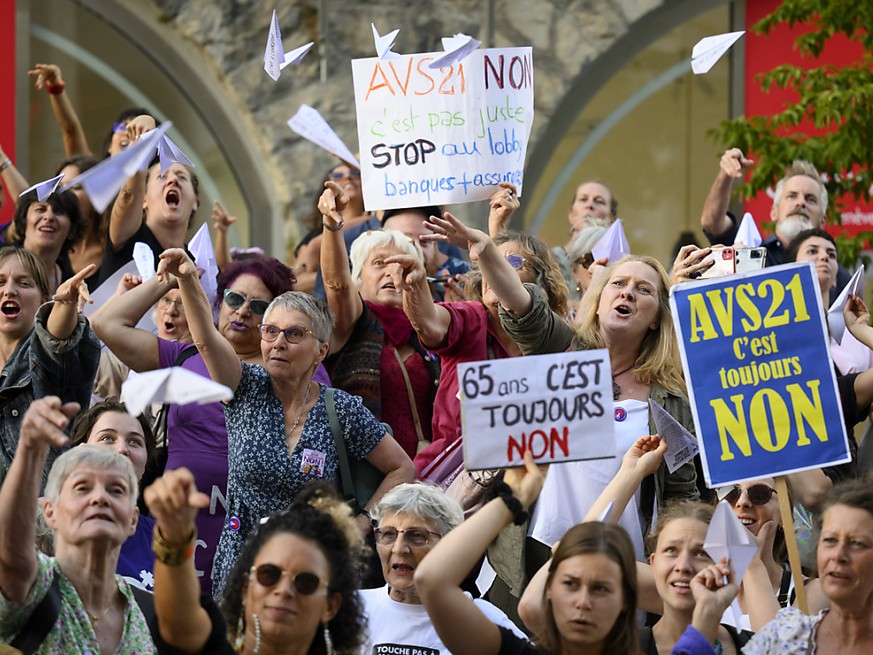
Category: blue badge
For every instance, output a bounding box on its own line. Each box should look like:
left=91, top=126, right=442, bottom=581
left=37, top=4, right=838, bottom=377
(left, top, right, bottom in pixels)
left=614, top=407, right=627, bottom=422
left=227, top=516, right=241, bottom=532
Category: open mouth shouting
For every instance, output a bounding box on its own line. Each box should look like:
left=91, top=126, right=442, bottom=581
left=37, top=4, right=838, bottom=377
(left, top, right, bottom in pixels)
left=1, top=300, right=20, bottom=319
left=165, top=188, right=181, bottom=209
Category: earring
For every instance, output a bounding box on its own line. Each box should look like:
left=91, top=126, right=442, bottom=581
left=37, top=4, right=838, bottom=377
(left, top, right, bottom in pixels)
left=575, top=284, right=582, bottom=294
left=233, top=613, right=245, bottom=652
left=323, top=621, right=335, bottom=655
left=252, top=613, right=261, bottom=654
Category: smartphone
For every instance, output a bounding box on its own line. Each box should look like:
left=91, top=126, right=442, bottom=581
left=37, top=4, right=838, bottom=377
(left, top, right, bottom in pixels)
left=735, top=247, right=767, bottom=273
left=699, top=246, right=736, bottom=278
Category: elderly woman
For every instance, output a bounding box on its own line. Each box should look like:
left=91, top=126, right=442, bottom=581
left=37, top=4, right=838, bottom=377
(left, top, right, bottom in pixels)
left=319, top=182, right=439, bottom=459
left=362, top=483, right=525, bottom=652
left=0, top=397, right=155, bottom=652
left=147, top=470, right=367, bottom=655
left=157, top=248, right=415, bottom=597
left=0, top=247, right=99, bottom=489
left=92, top=256, right=301, bottom=595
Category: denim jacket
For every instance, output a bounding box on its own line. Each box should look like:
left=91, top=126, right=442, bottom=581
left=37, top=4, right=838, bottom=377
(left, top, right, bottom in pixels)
left=0, top=302, right=101, bottom=490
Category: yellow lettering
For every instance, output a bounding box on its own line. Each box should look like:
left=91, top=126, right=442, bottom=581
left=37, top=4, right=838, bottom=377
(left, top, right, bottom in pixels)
left=736, top=283, right=761, bottom=331
left=706, top=288, right=735, bottom=337
left=787, top=381, right=827, bottom=446
left=749, top=389, right=790, bottom=452
left=689, top=294, right=718, bottom=342
left=710, top=395, right=751, bottom=461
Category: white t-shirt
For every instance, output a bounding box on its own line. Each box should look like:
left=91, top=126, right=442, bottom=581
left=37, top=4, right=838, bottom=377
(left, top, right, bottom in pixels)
left=359, top=585, right=526, bottom=655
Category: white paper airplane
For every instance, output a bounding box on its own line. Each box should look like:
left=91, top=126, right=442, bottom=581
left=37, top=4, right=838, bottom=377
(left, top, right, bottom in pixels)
left=733, top=212, right=763, bottom=248
left=648, top=400, right=700, bottom=474
left=372, top=23, right=400, bottom=60
left=692, top=31, right=745, bottom=74
left=132, top=242, right=156, bottom=281
left=59, top=123, right=171, bottom=213
left=157, top=134, right=195, bottom=176
left=188, top=222, right=220, bottom=313
left=264, top=9, right=314, bottom=81
left=828, top=265, right=865, bottom=344
left=121, top=366, right=232, bottom=417
left=591, top=218, right=631, bottom=263
left=287, top=104, right=360, bottom=168
left=19, top=174, right=64, bottom=202
left=704, top=500, right=759, bottom=626
left=429, top=33, right=481, bottom=69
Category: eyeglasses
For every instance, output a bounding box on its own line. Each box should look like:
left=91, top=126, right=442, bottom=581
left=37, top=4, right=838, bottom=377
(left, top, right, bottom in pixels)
left=259, top=324, right=317, bottom=344
left=223, top=289, right=270, bottom=316
left=505, top=253, right=526, bottom=270
left=157, top=296, right=184, bottom=311
left=327, top=169, right=361, bottom=180
left=374, top=527, right=441, bottom=548
left=574, top=253, right=595, bottom=269
left=250, top=564, right=324, bottom=595
left=718, top=484, right=777, bottom=506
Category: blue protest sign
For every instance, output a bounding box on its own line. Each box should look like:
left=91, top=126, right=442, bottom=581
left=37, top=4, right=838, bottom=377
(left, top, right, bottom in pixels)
left=670, top=263, right=850, bottom=487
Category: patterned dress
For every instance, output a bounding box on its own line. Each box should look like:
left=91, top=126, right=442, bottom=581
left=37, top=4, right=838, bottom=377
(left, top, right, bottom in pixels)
left=210, top=363, right=385, bottom=596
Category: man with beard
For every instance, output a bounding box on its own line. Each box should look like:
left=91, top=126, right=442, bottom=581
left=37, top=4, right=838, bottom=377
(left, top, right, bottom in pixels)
left=700, top=149, right=849, bottom=294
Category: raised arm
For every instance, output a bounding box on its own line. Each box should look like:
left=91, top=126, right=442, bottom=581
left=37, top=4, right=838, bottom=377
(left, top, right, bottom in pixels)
left=46, top=264, right=96, bottom=340
left=424, top=212, right=531, bottom=315
left=210, top=200, right=235, bottom=272
left=700, top=148, right=753, bottom=239
left=145, top=467, right=213, bottom=654
left=488, top=182, right=520, bottom=237
left=158, top=248, right=242, bottom=392
left=107, top=115, right=156, bottom=250
left=28, top=64, right=91, bottom=157
left=0, top=397, right=79, bottom=603
left=415, top=453, right=545, bottom=655
left=385, top=253, right=452, bottom=348
left=362, top=433, right=416, bottom=514
left=318, top=181, right=363, bottom=352
left=0, top=143, right=30, bottom=199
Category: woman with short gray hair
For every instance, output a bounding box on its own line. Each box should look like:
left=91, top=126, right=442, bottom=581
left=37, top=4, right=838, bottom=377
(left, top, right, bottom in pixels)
left=360, top=482, right=525, bottom=654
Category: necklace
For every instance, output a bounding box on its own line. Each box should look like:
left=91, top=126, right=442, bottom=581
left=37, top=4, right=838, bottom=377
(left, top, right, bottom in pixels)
left=86, top=588, right=117, bottom=626
left=285, top=381, right=313, bottom=439
left=612, top=364, right=635, bottom=401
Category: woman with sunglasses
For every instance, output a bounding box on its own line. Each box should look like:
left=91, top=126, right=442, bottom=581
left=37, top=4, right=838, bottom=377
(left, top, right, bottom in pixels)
left=156, top=248, right=414, bottom=597
left=318, top=182, right=440, bottom=460
left=362, top=483, right=526, bottom=653
left=92, top=256, right=301, bottom=595
left=147, top=469, right=367, bottom=655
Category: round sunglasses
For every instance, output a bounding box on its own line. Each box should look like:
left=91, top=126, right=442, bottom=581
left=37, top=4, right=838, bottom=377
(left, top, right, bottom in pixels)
left=223, top=289, right=270, bottom=316
left=718, top=484, right=777, bottom=506
left=250, top=564, right=324, bottom=595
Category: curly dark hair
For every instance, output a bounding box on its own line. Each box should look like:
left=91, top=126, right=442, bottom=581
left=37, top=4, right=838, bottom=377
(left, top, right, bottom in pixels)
left=214, top=257, right=297, bottom=312
left=220, top=481, right=366, bottom=655
left=70, top=397, right=156, bottom=468
left=13, top=188, right=87, bottom=256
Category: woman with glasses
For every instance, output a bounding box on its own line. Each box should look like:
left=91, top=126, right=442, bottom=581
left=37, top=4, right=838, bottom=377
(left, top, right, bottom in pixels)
left=156, top=248, right=414, bottom=597
left=147, top=469, right=367, bottom=655
left=319, top=181, right=440, bottom=460
left=361, top=483, right=525, bottom=653
left=92, top=256, right=300, bottom=595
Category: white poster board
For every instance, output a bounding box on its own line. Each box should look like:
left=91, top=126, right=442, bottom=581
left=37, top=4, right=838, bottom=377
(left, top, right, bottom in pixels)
left=459, top=350, right=615, bottom=470
left=352, top=47, right=534, bottom=211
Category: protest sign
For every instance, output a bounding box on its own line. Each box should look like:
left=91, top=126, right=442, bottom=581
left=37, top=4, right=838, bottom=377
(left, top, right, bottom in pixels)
left=458, top=350, right=614, bottom=470
left=671, top=262, right=850, bottom=487
left=351, top=47, right=534, bottom=211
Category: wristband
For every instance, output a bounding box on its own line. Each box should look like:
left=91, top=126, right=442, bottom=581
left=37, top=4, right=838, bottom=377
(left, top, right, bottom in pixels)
left=45, top=82, right=65, bottom=95
left=323, top=219, right=344, bottom=232
left=0, top=158, right=11, bottom=174
left=492, top=482, right=528, bottom=525
left=152, top=526, right=197, bottom=566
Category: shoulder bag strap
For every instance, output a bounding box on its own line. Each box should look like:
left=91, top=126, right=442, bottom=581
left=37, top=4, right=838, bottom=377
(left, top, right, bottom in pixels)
left=325, top=388, right=356, bottom=508
left=10, top=572, right=62, bottom=654
left=391, top=346, right=428, bottom=452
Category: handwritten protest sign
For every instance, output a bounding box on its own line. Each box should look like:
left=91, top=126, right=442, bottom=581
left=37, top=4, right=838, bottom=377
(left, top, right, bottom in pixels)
left=671, top=263, right=850, bottom=487
left=459, top=350, right=614, bottom=470
left=351, top=47, right=534, bottom=211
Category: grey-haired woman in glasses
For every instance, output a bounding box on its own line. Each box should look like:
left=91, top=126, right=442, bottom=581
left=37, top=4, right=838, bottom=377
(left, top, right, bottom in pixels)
left=147, top=468, right=368, bottom=655
left=360, top=483, right=525, bottom=653
left=156, top=248, right=415, bottom=598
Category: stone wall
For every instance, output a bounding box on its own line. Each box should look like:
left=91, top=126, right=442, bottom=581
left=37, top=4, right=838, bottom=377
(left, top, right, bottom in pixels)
left=149, top=0, right=666, bottom=242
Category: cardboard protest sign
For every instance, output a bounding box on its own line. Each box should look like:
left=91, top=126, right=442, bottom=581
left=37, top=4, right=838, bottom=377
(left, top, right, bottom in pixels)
left=351, top=47, right=534, bottom=211
left=671, top=263, right=850, bottom=487
left=459, top=350, right=614, bottom=470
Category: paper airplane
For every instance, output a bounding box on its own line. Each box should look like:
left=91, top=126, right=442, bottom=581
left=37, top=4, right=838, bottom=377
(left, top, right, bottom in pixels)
left=828, top=265, right=865, bottom=344
left=133, top=242, right=156, bottom=281
left=121, top=366, right=233, bottom=417
left=287, top=105, right=360, bottom=168
left=82, top=260, right=155, bottom=333
left=372, top=23, right=400, bottom=60
left=19, top=174, right=64, bottom=202
left=704, top=500, right=759, bottom=625
left=157, top=134, right=195, bottom=176
left=428, top=33, right=481, bottom=69
left=733, top=212, right=763, bottom=248
left=648, top=400, right=700, bottom=474
left=60, top=123, right=171, bottom=213
left=188, top=222, right=220, bottom=315
left=590, top=218, right=630, bottom=263
left=691, top=31, right=745, bottom=75
left=264, top=9, right=314, bottom=81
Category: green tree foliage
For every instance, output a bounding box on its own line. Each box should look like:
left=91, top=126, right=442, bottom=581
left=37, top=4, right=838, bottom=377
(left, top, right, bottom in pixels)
left=712, top=0, right=873, bottom=263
